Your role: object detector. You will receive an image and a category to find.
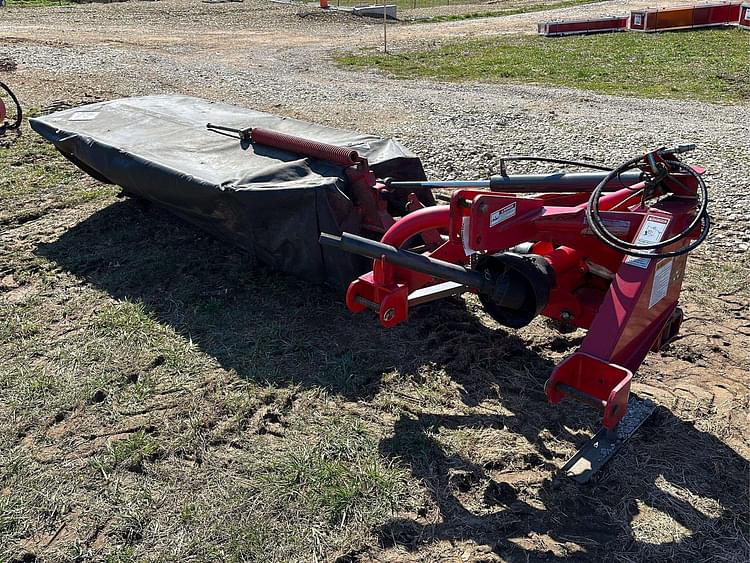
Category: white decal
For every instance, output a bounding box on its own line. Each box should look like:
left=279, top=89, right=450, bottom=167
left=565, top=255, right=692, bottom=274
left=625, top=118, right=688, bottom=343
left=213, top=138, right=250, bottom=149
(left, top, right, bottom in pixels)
left=745, top=7, right=750, bottom=21
left=490, top=202, right=517, bottom=228
left=649, top=259, right=673, bottom=308
left=633, top=13, right=643, bottom=26
left=625, top=215, right=670, bottom=269
left=584, top=218, right=631, bottom=236
left=69, top=111, right=100, bottom=121
left=461, top=216, right=475, bottom=256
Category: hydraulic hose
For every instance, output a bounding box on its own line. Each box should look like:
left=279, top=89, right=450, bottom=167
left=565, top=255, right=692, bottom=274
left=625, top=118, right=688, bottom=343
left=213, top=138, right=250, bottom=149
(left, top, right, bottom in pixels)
left=585, top=152, right=710, bottom=259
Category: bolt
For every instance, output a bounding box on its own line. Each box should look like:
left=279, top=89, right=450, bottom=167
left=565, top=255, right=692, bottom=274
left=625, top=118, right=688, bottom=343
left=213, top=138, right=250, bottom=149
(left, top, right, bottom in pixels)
left=383, top=308, right=396, bottom=322
left=560, top=310, right=573, bottom=321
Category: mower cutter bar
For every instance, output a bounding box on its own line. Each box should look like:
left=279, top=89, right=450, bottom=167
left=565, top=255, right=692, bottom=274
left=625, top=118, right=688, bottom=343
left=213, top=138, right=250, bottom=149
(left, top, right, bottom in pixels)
left=561, top=397, right=656, bottom=483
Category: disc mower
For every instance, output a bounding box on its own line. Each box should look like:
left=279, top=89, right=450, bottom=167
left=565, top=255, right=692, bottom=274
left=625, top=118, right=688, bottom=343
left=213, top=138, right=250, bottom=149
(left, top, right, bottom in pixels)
left=30, top=96, right=710, bottom=480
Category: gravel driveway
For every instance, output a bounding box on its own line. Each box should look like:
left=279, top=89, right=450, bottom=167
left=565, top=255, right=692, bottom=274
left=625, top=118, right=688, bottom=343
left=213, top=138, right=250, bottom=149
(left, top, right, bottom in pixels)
left=1, top=0, right=747, bottom=254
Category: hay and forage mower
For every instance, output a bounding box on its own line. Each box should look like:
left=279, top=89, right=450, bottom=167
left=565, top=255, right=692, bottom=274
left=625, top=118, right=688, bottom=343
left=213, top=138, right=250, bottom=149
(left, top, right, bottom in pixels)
left=31, top=97, right=709, bottom=481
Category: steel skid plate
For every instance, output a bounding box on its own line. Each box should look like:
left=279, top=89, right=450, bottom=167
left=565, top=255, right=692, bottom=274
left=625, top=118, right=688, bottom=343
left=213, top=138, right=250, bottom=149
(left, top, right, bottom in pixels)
left=561, top=397, right=656, bottom=483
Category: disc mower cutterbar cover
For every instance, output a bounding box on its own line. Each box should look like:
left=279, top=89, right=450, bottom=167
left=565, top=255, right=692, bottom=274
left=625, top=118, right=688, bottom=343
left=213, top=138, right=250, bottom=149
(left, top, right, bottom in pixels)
left=30, top=95, right=426, bottom=288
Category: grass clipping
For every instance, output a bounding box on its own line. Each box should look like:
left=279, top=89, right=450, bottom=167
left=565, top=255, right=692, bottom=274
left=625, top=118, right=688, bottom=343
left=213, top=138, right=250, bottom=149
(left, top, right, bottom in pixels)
left=338, top=29, right=750, bottom=103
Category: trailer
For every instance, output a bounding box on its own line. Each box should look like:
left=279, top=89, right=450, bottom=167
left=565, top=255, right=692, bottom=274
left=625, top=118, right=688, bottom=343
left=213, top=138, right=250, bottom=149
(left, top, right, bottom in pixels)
left=537, top=16, right=629, bottom=36
left=629, top=1, right=741, bottom=31
left=739, top=1, right=750, bottom=28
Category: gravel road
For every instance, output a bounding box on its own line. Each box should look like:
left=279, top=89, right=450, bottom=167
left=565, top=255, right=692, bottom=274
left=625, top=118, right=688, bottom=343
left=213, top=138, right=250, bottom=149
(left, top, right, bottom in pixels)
left=1, top=0, right=748, bottom=252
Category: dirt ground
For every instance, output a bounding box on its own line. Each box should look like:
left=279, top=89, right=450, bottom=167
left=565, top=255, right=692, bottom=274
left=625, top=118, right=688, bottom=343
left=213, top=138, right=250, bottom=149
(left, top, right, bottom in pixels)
left=1, top=1, right=748, bottom=562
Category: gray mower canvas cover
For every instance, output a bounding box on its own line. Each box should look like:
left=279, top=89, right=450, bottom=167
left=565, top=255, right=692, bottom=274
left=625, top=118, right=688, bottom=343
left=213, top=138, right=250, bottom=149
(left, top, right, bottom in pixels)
left=30, top=95, right=426, bottom=287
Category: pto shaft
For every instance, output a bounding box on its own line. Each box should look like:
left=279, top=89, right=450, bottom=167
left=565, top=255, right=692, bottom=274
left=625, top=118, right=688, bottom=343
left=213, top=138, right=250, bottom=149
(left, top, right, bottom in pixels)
left=319, top=232, right=527, bottom=309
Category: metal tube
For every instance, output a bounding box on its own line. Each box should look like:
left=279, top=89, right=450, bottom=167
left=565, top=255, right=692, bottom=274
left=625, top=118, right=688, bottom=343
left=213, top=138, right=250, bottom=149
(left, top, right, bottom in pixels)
left=251, top=127, right=360, bottom=167
left=319, top=232, right=527, bottom=309
left=388, top=171, right=645, bottom=193
left=321, top=232, right=480, bottom=286
left=381, top=205, right=450, bottom=247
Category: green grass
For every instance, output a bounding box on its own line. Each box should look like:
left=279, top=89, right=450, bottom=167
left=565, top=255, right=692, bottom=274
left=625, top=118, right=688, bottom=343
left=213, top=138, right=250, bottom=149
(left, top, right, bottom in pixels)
left=338, top=28, right=750, bottom=103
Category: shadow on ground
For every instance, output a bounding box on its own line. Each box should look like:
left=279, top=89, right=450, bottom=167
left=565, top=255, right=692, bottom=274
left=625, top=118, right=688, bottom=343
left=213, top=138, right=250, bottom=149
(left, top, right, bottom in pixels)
left=36, top=199, right=749, bottom=562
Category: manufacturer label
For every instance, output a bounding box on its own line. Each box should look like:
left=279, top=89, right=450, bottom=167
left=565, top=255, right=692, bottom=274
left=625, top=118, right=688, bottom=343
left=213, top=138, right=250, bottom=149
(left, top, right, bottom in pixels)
left=624, top=215, right=670, bottom=269
left=583, top=218, right=631, bottom=236
left=649, top=259, right=673, bottom=308
left=633, top=13, right=643, bottom=25
left=745, top=7, right=750, bottom=21
left=490, top=202, right=516, bottom=228
left=69, top=111, right=100, bottom=121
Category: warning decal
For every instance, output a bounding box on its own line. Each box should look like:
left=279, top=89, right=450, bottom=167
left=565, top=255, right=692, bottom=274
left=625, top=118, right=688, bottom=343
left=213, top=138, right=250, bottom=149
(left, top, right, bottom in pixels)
left=649, top=259, right=673, bottom=308
left=625, top=215, right=670, bottom=269
left=490, top=202, right=516, bottom=228
left=69, top=111, right=100, bottom=122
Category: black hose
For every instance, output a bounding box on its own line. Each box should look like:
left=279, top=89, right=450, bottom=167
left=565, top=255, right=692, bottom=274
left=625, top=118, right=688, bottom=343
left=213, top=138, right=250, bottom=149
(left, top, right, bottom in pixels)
left=0, top=81, right=22, bottom=131
left=585, top=153, right=710, bottom=259
left=498, top=155, right=613, bottom=176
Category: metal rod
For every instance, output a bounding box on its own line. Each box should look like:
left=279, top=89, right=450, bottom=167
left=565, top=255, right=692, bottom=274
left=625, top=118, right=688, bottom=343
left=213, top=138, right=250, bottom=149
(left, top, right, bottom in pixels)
left=383, top=1, right=387, bottom=54
left=387, top=171, right=646, bottom=193
left=319, top=232, right=526, bottom=309
left=321, top=232, right=481, bottom=287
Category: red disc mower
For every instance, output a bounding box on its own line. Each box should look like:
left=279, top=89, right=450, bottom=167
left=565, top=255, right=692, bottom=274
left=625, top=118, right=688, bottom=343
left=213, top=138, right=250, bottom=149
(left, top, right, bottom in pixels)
left=29, top=98, right=711, bottom=480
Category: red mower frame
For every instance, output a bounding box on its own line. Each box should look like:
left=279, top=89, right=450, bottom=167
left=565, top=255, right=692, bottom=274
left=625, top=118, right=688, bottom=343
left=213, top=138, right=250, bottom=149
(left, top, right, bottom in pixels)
left=319, top=145, right=709, bottom=481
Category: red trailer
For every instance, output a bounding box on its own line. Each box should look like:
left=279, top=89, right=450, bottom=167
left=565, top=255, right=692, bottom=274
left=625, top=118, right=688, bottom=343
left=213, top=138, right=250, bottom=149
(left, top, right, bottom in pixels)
left=740, top=1, right=750, bottom=29
left=538, top=16, right=628, bottom=36
left=629, top=2, right=741, bottom=31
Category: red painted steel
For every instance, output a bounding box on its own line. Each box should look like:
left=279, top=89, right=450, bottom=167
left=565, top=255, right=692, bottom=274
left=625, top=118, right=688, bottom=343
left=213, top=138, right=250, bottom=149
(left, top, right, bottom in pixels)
left=251, top=127, right=360, bottom=167
left=381, top=205, right=450, bottom=247
left=338, top=151, right=704, bottom=430
left=629, top=2, right=742, bottom=32
left=0, top=97, right=6, bottom=123
left=538, top=16, right=628, bottom=36
left=249, top=127, right=403, bottom=234
left=740, top=2, right=750, bottom=28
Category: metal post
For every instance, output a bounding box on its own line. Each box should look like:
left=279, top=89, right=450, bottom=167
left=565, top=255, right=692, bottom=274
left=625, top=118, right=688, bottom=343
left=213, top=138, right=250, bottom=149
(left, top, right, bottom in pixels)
left=383, top=2, right=387, bottom=54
